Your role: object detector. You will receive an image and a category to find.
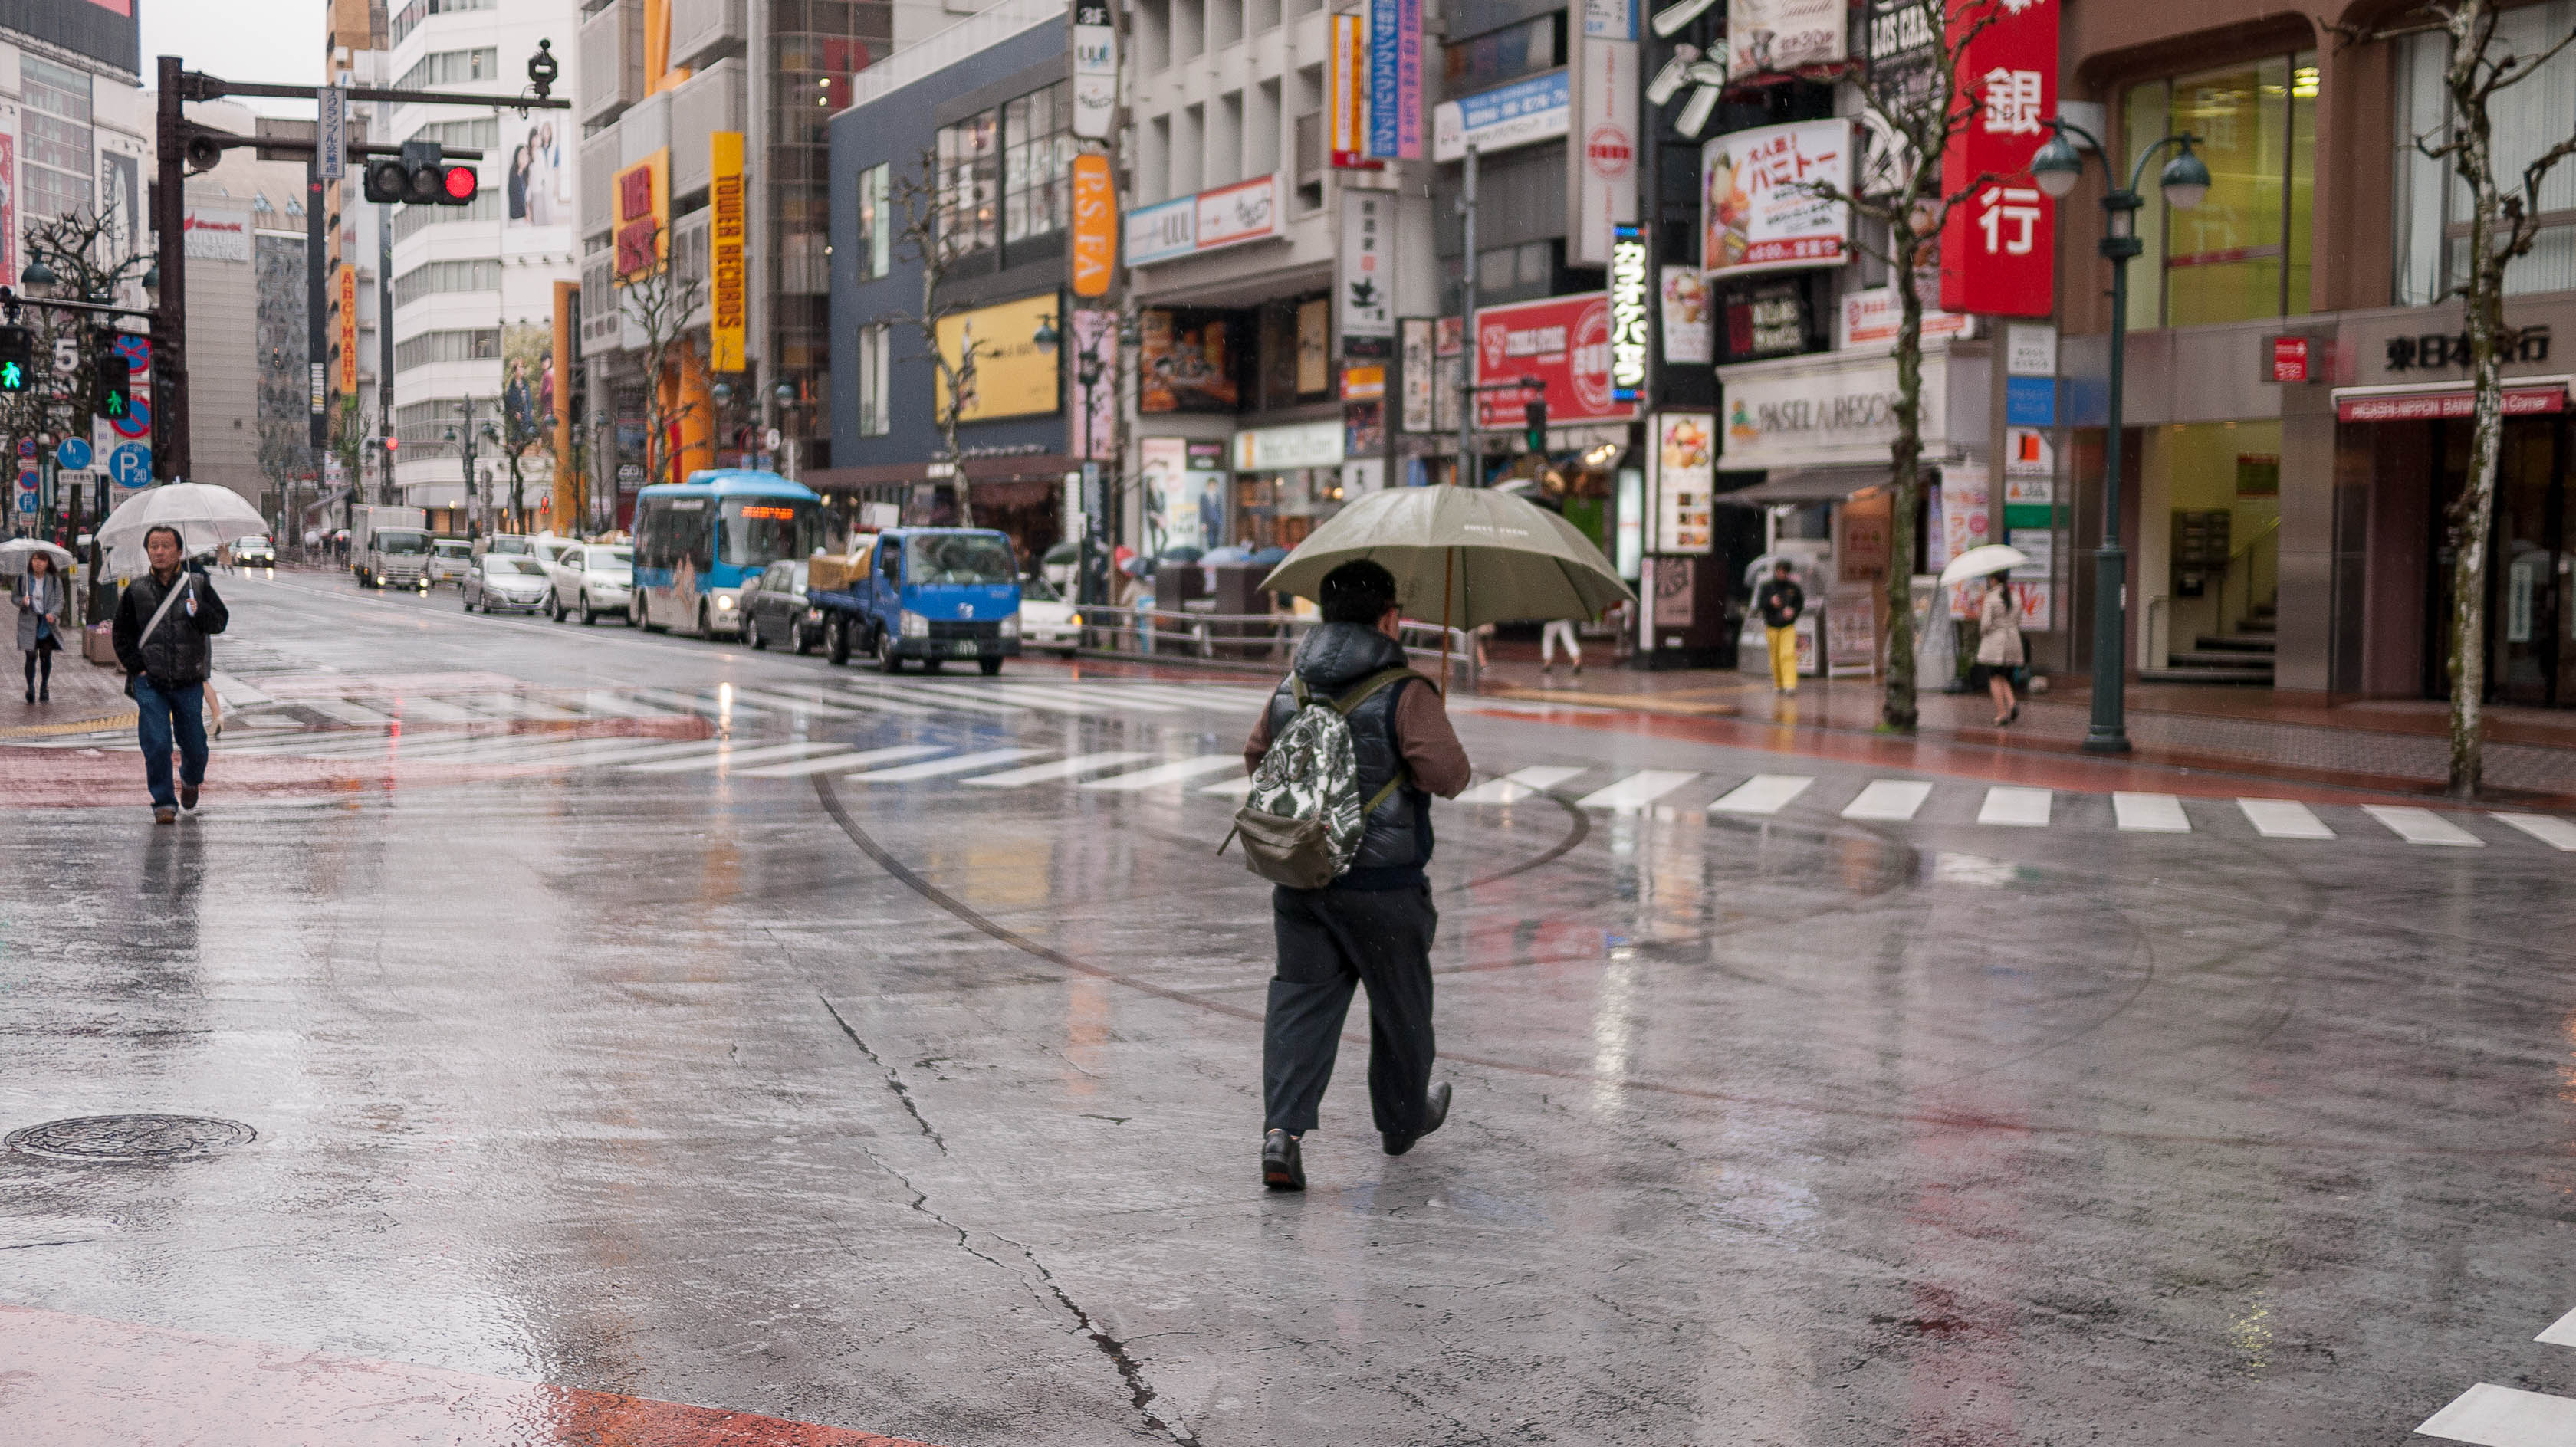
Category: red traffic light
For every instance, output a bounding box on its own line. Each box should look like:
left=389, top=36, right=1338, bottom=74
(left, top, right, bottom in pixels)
left=384, top=437, right=399, bottom=451
left=442, top=166, right=478, bottom=202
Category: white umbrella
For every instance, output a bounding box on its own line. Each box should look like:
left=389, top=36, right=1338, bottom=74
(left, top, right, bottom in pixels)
left=95, top=483, right=267, bottom=579
left=1938, top=543, right=2029, bottom=588
left=0, top=538, right=74, bottom=577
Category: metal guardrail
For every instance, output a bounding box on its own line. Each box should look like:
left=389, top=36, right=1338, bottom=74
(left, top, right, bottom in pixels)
left=1075, top=606, right=1481, bottom=692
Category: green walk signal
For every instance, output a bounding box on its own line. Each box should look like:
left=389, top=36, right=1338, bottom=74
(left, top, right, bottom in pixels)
left=0, top=326, right=28, bottom=392
left=0, top=360, right=22, bottom=392
left=93, top=354, right=132, bottom=421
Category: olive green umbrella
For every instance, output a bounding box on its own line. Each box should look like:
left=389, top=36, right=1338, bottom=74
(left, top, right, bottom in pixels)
left=1261, top=487, right=1635, bottom=681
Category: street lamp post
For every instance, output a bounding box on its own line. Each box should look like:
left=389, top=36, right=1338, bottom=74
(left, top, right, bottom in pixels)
left=2029, top=120, right=2211, bottom=755
left=1033, top=310, right=1120, bottom=612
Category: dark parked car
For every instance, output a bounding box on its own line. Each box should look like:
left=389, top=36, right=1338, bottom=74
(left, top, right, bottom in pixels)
left=740, top=559, right=823, bottom=653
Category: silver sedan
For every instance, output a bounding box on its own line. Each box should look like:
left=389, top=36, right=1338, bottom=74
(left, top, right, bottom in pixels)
left=465, top=555, right=555, bottom=614
left=550, top=545, right=635, bottom=625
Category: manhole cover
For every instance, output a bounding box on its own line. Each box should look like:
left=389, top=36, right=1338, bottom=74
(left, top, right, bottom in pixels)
left=5, top=1114, right=257, bottom=1162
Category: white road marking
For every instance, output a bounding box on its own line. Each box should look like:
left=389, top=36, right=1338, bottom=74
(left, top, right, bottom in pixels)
left=2364, top=805, right=2486, bottom=847
left=297, top=697, right=399, bottom=727
left=986, top=682, right=1175, bottom=714
left=208, top=671, right=272, bottom=709
left=2535, top=1306, right=2576, bottom=1347
left=1079, top=755, right=1247, bottom=792
left=2112, top=792, right=2193, bottom=833
left=573, top=690, right=685, bottom=720
left=1201, top=776, right=1255, bottom=799
left=2417, top=1383, right=2576, bottom=1445
left=734, top=744, right=948, bottom=778
left=721, top=686, right=872, bottom=716
left=1842, top=779, right=1934, bottom=822
left=1455, top=765, right=1592, bottom=805
left=851, top=747, right=1046, bottom=782
left=2490, top=814, right=2576, bottom=851
left=960, top=751, right=1155, bottom=787
left=1708, top=774, right=1815, bottom=816
left=381, top=695, right=483, bottom=723
left=621, top=740, right=836, bottom=773
left=2238, top=798, right=2335, bottom=839
left=840, top=681, right=1025, bottom=717
left=1575, top=770, right=1700, bottom=811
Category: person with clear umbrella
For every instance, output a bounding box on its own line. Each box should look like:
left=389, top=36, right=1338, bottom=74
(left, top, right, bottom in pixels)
left=112, top=526, right=230, bottom=823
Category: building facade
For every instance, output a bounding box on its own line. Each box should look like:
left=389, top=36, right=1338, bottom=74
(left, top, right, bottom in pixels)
left=179, top=101, right=312, bottom=516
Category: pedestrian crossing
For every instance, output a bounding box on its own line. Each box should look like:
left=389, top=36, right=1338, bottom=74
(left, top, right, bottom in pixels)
left=2418, top=1304, right=2576, bottom=1445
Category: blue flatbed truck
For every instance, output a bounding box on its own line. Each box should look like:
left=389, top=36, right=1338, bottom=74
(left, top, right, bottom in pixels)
left=813, top=527, right=1025, bottom=674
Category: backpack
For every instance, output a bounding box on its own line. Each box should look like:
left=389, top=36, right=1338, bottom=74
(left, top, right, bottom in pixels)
left=1222, top=666, right=1425, bottom=889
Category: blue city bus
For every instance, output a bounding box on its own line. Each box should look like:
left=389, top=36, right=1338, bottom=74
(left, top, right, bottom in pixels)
left=630, top=471, right=831, bottom=638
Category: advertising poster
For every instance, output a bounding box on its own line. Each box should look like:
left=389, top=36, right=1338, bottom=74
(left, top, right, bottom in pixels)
left=1366, top=0, right=1423, bottom=159
left=505, top=113, right=573, bottom=228
left=613, top=150, right=669, bottom=281
left=1700, top=120, right=1850, bottom=278
left=1138, top=438, right=1196, bottom=556
left=1330, top=12, right=1367, bottom=165
left=708, top=133, right=747, bottom=371
left=1296, top=299, right=1331, bottom=396
left=1473, top=292, right=1636, bottom=429
left=1072, top=307, right=1118, bottom=457
left=1937, top=0, right=2058, bottom=316
left=1941, top=463, right=1991, bottom=620
left=183, top=208, right=252, bottom=261
left=1727, top=0, right=1848, bottom=77
left=99, top=149, right=138, bottom=265
left=935, top=293, right=1060, bottom=422
left=1141, top=307, right=1243, bottom=413
left=1399, top=317, right=1435, bottom=431
left=1659, top=266, right=1710, bottom=364
left=1339, top=193, right=1393, bottom=341
left=1839, top=285, right=1973, bottom=349
left=501, top=323, right=553, bottom=458
left=1433, top=70, right=1571, bottom=162
left=1650, top=412, right=1714, bottom=553
left=1346, top=400, right=1385, bottom=455
left=1070, top=153, right=1116, bottom=297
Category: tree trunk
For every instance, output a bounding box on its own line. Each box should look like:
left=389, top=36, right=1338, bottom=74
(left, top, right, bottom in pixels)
left=2447, top=195, right=2506, bottom=796
left=1880, top=231, right=1930, bottom=733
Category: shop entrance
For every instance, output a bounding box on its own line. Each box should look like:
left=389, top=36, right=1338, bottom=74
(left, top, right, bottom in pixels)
left=2426, top=415, right=2574, bottom=705
left=2137, top=421, right=2282, bottom=684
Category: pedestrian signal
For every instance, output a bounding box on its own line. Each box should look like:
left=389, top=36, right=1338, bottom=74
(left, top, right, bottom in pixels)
left=1523, top=399, right=1547, bottom=451
left=0, top=326, right=29, bottom=392
left=94, top=354, right=132, bottom=421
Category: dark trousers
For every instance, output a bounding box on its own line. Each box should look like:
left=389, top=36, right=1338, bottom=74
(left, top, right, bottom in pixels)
left=23, top=645, right=51, bottom=693
left=133, top=676, right=207, bottom=810
left=1263, top=881, right=1438, bottom=1136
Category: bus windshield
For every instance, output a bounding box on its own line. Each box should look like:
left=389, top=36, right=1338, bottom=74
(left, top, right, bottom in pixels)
left=720, top=497, right=820, bottom=568
left=905, top=533, right=1017, bottom=586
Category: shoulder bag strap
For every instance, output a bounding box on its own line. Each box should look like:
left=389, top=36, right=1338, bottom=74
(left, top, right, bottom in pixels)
left=135, top=576, right=188, bottom=652
left=1336, top=667, right=1431, bottom=816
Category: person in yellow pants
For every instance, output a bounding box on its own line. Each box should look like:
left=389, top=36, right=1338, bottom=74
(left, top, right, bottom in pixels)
left=1754, top=559, right=1806, bottom=695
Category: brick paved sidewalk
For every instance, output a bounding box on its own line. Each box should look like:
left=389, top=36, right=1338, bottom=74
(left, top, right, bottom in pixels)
left=0, top=637, right=130, bottom=737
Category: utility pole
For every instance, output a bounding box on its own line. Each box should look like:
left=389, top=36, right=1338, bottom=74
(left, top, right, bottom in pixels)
left=1454, top=144, right=1477, bottom=488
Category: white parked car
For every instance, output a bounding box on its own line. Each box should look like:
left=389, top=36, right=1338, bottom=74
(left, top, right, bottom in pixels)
left=465, top=553, right=554, bottom=614
left=1017, top=573, right=1081, bottom=655
left=427, top=538, right=473, bottom=586
left=550, top=544, right=634, bottom=625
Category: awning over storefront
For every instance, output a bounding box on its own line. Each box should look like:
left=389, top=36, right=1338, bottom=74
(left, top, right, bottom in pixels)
left=1717, top=466, right=1891, bottom=504
left=2331, top=376, right=2571, bottom=423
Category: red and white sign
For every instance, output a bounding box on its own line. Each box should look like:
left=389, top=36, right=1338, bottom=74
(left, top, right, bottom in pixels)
left=2335, top=382, right=2570, bottom=423
left=2270, top=335, right=2311, bottom=383
left=1702, top=120, right=1851, bottom=277
left=1194, top=174, right=1280, bottom=250
left=1474, top=292, right=1638, bottom=429
left=1937, top=0, right=2058, bottom=318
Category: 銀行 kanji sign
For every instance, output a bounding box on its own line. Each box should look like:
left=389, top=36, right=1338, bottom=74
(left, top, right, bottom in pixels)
left=1938, top=0, right=2057, bottom=318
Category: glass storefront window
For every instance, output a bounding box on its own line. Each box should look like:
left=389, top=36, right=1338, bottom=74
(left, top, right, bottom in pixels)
left=2121, top=51, right=2316, bottom=327
left=2390, top=7, right=2576, bottom=304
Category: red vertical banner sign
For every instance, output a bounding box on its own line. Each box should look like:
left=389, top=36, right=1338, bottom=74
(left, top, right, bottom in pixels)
left=1937, top=0, right=2057, bottom=318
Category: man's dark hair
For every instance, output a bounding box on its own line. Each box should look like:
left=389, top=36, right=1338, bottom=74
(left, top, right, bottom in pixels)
left=1319, top=559, right=1398, bottom=624
left=144, top=525, right=184, bottom=552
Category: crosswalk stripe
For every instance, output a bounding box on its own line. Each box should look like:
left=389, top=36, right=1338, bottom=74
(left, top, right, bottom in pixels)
left=446, top=735, right=706, bottom=770
left=621, top=740, right=835, bottom=773
left=1575, top=769, right=1699, bottom=810
left=1201, top=775, right=1255, bottom=799
left=2238, top=797, right=2335, bottom=839
left=2417, top=1383, right=2576, bottom=1445
left=2364, top=804, right=2485, bottom=846
left=2112, top=792, right=2192, bottom=832
left=1114, top=682, right=1273, bottom=712
left=297, top=697, right=399, bottom=727
left=390, top=733, right=632, bottom=766
left=840, top=681, right=1024, bottom=717
left=987, top=682, right=1172, bottom=714
left=454, top=692, right=586, bottom=720
left=735, top=743, right=948, bottom=778
left=1080, top=755, right=1246, bottom=792
left=1455, top=764, right=1591, bottom=805
left=1842, top=779, right=1933, bottom=822
left=383, top=695, right=483, bottom=723
left=550, top=737, right=732, bottom=768
left=960, top=750, right=1154, bottom=787
left=574, top=690, right=685, bottom=720
left=1977, top=786, right=2052, bottom=826
left=2535, top=1306, right=2576, bottom=1347
left=850, top=747, right=1046, bottom=782
left=1708, top=774, right=1814, bottom=815
left=628, top=687, right=773, bottom=719
left=723, top=686, right=871, bottom=716
left=781, top=684, right=940, bottom=717
left=2492, top=813, right=2576, bottom=851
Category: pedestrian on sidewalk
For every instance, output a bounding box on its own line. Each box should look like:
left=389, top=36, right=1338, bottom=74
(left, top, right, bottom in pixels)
left=1756, top=559, right=1806, bottom=695
left=1540, top=613, right=1583, bottom=677
left=15, top=550, right=64, bottom=704
left=112, top=526, right=229, bottom=825
left=1974, top=573, right=2022, bottom=727
left=1243, top=559, right=1472, bottom=1191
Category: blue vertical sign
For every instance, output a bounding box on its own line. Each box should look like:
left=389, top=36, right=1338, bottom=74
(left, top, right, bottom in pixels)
left=1365, top=0, right=1422, bottom=159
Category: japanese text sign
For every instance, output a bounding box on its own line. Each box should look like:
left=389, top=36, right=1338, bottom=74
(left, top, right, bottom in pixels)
left=1701, top=120, right=1851, bottom=278
left=1937, top=0, right=2057, bottom=317
left=1474, top=292, right=1638, bottom=429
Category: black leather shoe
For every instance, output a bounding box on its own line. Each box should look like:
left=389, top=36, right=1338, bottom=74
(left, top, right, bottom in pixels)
left=1262, top=1129, right=1305, bottom=1190
left=179, top=785, right=199, bottom=811
left=1382, top=1081, right=1453, bottom=1157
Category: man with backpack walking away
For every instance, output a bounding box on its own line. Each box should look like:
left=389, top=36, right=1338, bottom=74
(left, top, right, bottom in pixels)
left=1237, top=559, right=1471, bottom=1190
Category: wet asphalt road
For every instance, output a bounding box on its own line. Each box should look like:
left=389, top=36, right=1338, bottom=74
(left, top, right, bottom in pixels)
left=6, top=569, right=2576, bottom=1445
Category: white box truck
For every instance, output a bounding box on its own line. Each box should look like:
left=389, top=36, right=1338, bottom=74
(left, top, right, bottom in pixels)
left=351, top=505, right=432, bottom=589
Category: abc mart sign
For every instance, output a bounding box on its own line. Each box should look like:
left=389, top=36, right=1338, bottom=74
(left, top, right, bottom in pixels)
left=1717, top=344, right=1968, bottom=471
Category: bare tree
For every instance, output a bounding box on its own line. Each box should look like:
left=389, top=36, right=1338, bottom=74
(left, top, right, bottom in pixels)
left=1799, top=0, right=2007, bottom=733
left=618, top=264, right=709, bottom=491
left=2394, top=0, right=2576, bottom=796
left=880, top=148, right=987, bottom=527
left=1, top=210, right=154, bottom=476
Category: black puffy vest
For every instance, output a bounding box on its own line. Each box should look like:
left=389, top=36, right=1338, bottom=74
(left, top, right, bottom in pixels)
left=1261, top=622, right=1431, bottom=885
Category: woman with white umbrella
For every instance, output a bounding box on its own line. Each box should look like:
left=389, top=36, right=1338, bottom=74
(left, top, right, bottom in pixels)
left=1939, top=543, right=2029, bottom=727
left=12, top=543, right=71, bottom=703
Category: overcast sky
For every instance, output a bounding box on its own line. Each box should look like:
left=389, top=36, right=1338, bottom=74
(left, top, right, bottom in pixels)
left=143, top=0, right=323, bottom=115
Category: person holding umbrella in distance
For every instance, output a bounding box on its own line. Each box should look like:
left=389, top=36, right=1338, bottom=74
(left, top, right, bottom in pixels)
left=1939, top=542, right=2032, bottom=729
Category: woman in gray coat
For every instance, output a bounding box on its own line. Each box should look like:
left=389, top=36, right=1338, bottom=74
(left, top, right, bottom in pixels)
left=16, top=549, right=65, bottom=703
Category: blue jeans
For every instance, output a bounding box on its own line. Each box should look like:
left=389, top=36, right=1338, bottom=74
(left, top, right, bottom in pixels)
left=133, top=676, right=207, bottom=810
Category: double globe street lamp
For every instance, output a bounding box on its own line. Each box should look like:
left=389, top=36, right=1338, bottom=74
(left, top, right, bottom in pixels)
left=2026, top=120, right=2212, bottom=755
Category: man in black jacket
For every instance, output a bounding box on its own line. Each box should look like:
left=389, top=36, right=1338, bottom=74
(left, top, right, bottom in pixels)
left=1755, top=559, right=1806, bottom=695
left=1242, top=559, right=1471, bottom=1190
left=112, top=526, right=228, bottom=823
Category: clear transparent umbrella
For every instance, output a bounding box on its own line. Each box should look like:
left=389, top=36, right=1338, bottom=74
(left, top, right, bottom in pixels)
left=0, top=538, right=75, bottom=578
left=94, top=484, right=267, bottom=578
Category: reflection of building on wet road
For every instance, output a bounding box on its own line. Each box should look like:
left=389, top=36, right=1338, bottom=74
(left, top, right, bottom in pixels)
left=12, top=572, right=2576, bottom=1446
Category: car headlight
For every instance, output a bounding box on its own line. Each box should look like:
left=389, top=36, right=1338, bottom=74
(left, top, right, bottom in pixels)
left=715, top=594, right=736, bottom=610
left=1067, top=612, right=1083, bottom=628
left=1000, top=614, right=1020, bottom=638
left=899, top=609, right=928, bottom=638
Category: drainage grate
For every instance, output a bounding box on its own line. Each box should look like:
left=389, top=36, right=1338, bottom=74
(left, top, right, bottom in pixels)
left=5, top=1115, right=258, bottom=1162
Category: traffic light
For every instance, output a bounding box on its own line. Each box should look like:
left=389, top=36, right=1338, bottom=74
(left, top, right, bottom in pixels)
left=362, top=140, right=479, bottom=205
left=1523, top=398, right=1547, bottom=451
left=0, top=326, right=28, bottom=393
left=94, top=353, right=132, bottom=422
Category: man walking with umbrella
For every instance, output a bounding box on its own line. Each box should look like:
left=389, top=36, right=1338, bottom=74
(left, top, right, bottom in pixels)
left=113, top=525, right=228, bottom=823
